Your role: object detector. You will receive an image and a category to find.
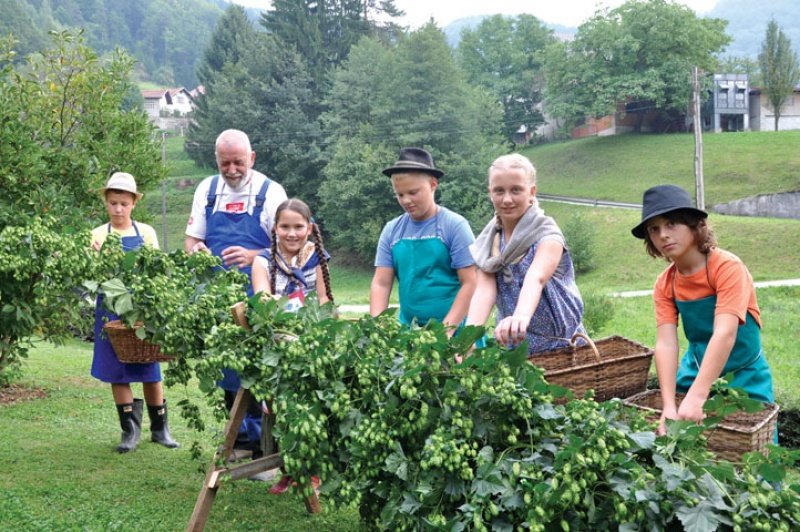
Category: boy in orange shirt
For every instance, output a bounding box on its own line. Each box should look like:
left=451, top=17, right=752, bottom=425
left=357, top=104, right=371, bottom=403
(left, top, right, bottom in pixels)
left=632, top=185, right=774, bottom=435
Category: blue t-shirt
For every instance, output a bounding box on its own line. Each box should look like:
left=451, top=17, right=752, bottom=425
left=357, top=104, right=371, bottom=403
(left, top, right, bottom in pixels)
left=374, top=206, right=475, bottom=270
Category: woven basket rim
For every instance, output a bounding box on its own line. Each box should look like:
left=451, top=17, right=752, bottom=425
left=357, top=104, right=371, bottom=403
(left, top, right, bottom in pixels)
left=533, top=335, right=654, bottom=377
left=102, top=319, right=174, bottom=363
left=624, top=389, right=779, bottom=434
left=102, top=319, right=146, bottom=332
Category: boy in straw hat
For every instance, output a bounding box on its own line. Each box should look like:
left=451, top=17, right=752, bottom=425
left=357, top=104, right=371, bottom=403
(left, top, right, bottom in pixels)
left=370, top=147, right=476, bottom=330
left=632, top=184, right=774, bottom=436
left=90, top=172, right=179, bottom=453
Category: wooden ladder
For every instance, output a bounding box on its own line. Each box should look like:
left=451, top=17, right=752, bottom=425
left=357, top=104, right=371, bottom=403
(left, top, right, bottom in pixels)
left=187, top=302, right=321, bottom=529
left=186, top=387, right=321, bottom=531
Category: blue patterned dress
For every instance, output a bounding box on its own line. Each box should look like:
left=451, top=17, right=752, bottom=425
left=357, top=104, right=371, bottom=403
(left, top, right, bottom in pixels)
left=495, top=236, right=585, bottom=354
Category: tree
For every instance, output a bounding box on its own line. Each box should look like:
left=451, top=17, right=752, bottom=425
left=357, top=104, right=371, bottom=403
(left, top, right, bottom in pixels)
left=0, top=31, right=164, bottom=384
left=543, top=0, right=730, bottom=131
left=0, top=31, right=163, bottom=228
left=0, top=0, right=48, bottom=60
left=457, top=15, right=555, bottom=141
left=758, top=19, right=800, bottom=131
left=186, top=4, right=259, bottom=167
left=261, top=0, right=403, bottom=96
left=186, top=31, right=322, bottom=206
left=718, top=55, right=762, bottom=86
left=318, top=26, right=505, bottom=262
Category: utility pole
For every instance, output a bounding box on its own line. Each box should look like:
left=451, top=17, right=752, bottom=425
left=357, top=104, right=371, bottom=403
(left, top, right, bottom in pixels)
left=161, top=131, right=168, bottom=250
left=692, top=66, right=705, bottom=210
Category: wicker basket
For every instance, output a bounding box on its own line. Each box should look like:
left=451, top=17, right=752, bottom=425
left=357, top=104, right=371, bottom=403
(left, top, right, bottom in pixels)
left=103, top=320, right=174, bottom=364
left=624, top=389, right=779, bottom=462
left=529, top=333, right=654, bottom=401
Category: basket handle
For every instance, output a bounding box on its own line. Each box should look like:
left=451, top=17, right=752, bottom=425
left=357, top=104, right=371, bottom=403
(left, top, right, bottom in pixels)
left=230, top=301, right=251, bottom=330
left=569, top=332, right=601, bottom=363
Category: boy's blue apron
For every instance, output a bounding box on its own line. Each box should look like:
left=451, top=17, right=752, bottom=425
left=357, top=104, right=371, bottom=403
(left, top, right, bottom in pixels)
left=91, top=223, right=162, bottom=383
left=391, top=212, right=461, bottom=326
left=675, top=293, right=775, bottom=442
left=205, top=175, right=272, bottom=443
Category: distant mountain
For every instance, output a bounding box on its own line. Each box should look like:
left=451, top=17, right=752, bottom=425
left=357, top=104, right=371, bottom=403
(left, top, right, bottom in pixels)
left=709, top=0, right=800, bottom=58
left=443, top=15, right=576, bottom=47
left=442, top=2, right=800, bottom=59
left=0, top=0, right=267, bottom=88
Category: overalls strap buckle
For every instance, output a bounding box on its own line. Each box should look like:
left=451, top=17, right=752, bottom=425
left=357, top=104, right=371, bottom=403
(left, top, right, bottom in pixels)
left=204, top=176, right=220, bottom=218
left=254, top=178, right=272, bottom=210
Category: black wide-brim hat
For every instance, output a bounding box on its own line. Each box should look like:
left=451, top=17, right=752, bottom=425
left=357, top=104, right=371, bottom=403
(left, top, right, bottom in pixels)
left=631, top=184, right=707, bottom=239
left=382, top=147, right=444, bottom=179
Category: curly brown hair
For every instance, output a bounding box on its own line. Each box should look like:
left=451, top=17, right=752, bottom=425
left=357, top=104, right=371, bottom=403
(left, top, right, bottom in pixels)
left=643, top=209, right=717, bottom=260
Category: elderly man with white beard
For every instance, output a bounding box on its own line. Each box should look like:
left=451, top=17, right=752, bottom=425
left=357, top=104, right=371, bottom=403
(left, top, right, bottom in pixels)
left=185, top=128, right=287, bottom=464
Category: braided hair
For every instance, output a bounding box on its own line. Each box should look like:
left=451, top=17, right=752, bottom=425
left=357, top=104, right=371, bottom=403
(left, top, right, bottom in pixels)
left=269, top=225, right=278, bottom=296
left=309, top=222, right=334, bottom=303
left=272, top=198, right=334, bottom=303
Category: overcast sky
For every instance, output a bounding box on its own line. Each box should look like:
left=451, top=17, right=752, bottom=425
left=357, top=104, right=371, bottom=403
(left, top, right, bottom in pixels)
left=230, top=0, right=718, bottom=28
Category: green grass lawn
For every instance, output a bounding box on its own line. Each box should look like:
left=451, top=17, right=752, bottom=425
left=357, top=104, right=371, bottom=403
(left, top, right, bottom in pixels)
left=524, top=131, right=800, bottom=204
left=0, top=341, right=360, bottom=532
left=1, top=282, right=797, bottom=529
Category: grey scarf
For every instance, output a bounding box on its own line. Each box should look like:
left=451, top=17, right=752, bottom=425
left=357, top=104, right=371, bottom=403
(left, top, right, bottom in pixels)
left=470, top=204, right=563, bottom=278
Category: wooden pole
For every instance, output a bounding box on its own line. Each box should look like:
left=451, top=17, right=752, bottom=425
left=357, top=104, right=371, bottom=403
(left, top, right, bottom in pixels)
left=692, top=67, right=705, bottom=210
left=161, top=131, right=169, bottom=250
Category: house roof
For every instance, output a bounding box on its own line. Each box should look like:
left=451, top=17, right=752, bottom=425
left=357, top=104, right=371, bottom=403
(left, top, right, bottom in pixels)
left=141, top=87, right=201, bottom=104
left=750, top=84, right=800, bottom=95
left=168, top=87, right=192, bottom=98
left=141, top=89, right=168, bottom=100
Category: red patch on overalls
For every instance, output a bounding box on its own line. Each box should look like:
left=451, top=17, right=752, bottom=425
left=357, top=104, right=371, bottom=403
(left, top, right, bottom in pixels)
left=225, top=202, right=245, bottom=213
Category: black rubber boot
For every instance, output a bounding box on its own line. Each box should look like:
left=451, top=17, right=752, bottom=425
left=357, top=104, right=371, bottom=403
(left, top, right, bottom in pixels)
left=115, top=398, right=143, bottom=453
left=147, top=401, right=180, bottom=449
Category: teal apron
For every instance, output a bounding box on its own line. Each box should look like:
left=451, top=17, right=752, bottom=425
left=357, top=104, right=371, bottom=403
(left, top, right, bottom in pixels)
left=391, top=213, right=461, bottom=326
left=675, top=294, right=774, bottom=404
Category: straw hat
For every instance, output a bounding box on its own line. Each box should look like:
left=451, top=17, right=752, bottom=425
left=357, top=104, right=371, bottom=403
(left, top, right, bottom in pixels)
left=100, top=172, right=143, bottom=200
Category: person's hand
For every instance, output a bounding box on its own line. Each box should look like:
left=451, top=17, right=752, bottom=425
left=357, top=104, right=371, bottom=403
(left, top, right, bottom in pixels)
left=657, top=405, right=678, bottom=436
left=677, top=392, right=706, bottom=424
left=91, top=240, right=101, bottom=251
left=454, top=344, right=475, bottom=364
left=221, top=245, right=255, bottom=269
left=494, top=315, right=531, bottom=345
left=189, top=241, right=210, bottom=255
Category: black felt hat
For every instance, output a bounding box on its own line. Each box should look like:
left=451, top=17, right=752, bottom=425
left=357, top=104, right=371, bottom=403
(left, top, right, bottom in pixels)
left=631, top=184, right=707, bottom=239
left=382, top=147, right=444, bottom=179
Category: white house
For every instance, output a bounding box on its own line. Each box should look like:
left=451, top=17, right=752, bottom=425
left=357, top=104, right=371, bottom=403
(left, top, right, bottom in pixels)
left=141, top=87, right=195, bottom=119
left=749, top=84, right=800, bottom=131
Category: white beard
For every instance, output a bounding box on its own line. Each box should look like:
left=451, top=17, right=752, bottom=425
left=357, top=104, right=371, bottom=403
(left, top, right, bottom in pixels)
left=223, top=170, right=251, bottom=192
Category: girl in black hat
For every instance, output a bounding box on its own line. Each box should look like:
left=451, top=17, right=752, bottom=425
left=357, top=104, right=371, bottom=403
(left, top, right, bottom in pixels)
left=633, top=184, right=774, bottom=436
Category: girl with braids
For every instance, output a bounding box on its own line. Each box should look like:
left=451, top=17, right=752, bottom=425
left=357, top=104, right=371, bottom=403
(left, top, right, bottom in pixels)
left=251, top=198, right=329, bottom=494
left=466, top=154, right=585, bottom=355
left=252, top=198, right=332, bottom=308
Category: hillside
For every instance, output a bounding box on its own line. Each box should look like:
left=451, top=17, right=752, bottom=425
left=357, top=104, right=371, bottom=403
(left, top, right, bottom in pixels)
left=0, top=0, right=262, bottom=88
left=523, top=131, right=800, bottom=205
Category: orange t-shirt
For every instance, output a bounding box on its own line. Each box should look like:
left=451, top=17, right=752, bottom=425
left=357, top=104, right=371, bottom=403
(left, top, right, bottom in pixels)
left=653, top=248, right=761, bottom=328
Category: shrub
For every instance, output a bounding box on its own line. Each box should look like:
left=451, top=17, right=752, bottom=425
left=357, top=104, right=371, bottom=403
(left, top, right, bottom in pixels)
left=0, top=31, right=164, bottom=384
left=562, top=212, right=596, bottom=274
left=581, top=291, right=615, bottom=337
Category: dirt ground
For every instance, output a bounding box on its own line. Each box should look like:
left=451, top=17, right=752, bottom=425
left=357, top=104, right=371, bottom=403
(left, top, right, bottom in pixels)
left=0, top=384, right=48, bottom=406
